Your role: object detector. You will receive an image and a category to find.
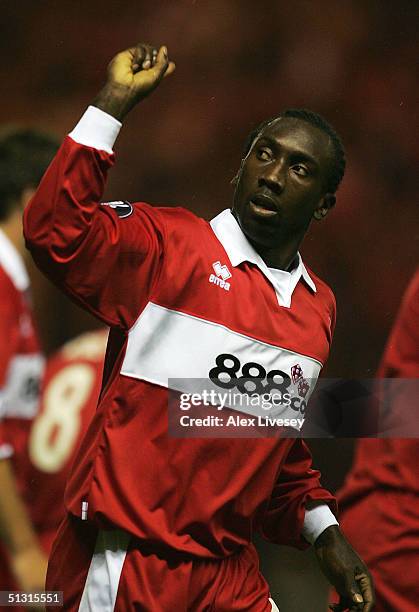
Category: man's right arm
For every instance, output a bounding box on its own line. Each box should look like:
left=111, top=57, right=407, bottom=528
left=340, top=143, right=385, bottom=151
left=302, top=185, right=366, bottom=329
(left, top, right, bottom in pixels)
left=23, top=44, right=175, bottom=329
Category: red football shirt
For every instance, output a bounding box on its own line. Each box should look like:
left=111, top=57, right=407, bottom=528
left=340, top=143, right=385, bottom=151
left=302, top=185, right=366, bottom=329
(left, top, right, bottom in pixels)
left=0, top=229, right=44, bottom=591
left=21, top=329, right=106, bottom=552
left=24, top=133, right=337, bottom=558
left=0, top=229, right=43, bottom=465
left=338, top=269, right=419, bottom=502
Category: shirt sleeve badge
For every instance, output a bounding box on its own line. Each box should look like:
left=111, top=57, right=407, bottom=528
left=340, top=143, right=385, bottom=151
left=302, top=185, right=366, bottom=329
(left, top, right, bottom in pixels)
left=100, top=200, right=133, bottom=218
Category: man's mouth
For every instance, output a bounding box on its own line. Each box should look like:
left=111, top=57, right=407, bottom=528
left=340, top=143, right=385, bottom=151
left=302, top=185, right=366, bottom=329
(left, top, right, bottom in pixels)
left=249, top=194, right=278, bottom=218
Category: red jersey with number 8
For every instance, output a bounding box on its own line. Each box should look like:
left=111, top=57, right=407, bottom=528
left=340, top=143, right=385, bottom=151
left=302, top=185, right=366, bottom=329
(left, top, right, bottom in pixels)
left=21, top=330, right=107, bottom=551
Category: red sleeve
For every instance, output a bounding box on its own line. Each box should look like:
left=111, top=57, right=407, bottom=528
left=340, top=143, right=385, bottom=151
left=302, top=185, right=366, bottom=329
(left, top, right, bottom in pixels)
left=0, top=277, right=16, bottom=454
left=0, top=276, right=18, bottom=386
left=257, top=439, right=337, bottom=549
left=373, top=269, right=419, bottom=434
left=23, top=137, right=166, bottom=329
left=377, top=268, right=419, bottom=379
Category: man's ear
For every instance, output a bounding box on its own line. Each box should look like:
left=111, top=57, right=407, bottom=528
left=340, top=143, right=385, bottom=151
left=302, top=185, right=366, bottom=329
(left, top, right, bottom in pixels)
left=313, top=193, right=336, bottom=220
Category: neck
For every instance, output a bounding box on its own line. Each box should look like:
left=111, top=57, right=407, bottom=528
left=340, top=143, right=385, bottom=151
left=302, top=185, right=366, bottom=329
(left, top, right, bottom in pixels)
left=250, top=233, right=303, bottom=270
left=230, top=206, right=305, bottom=270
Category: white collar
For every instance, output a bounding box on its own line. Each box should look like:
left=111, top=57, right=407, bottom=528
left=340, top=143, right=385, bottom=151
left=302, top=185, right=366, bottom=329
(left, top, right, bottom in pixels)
left=0, top=228, right=29, bottom=291
left=210, top=209, right=316, bottom=307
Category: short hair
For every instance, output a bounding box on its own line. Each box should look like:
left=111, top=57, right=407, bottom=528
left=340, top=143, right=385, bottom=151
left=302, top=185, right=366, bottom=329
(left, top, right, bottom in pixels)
left=0, top=127, right=59, bottom=221
left=242, top=109, right=346, bottom=194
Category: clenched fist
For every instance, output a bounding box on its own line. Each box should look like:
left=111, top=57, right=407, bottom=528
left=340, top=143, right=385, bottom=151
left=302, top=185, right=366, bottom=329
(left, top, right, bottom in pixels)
left=93, top=43, right=176, bottom=121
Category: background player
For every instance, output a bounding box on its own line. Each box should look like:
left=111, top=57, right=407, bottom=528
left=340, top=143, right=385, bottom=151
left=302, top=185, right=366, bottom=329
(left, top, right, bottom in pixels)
left=0, top=128, right=57, bottom=594
left=23, top=329, right=107, bottom=553
left=24, top=43, right=374, bottom=610
left=337, top=269, right=419, bottom=611
left=0, top=327, right=106, bottom=602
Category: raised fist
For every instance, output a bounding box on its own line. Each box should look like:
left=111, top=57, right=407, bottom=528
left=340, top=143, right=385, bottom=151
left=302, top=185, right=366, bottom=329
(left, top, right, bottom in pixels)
left=94, top=43, right=176, bottom=121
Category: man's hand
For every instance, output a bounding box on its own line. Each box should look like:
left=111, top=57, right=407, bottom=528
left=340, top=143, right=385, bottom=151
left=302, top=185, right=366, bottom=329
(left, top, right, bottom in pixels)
left=314, top=525, right=375, bottom=611
left=93, top=42, right=176, bottom=121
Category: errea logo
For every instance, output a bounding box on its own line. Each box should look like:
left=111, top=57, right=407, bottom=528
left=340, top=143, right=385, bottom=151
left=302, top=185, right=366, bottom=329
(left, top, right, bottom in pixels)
left=209, top=261, right=232, bottom=291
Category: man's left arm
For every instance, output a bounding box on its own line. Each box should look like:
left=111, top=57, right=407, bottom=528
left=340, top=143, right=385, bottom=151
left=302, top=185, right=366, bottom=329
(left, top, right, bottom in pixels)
left=258, top=439, right=374, bottom=610
left=257, top=439, right=337, bottom=549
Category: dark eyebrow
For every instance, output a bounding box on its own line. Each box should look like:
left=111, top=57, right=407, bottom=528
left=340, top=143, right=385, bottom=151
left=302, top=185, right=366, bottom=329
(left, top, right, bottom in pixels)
left=255, top=136, right=319, bottom=169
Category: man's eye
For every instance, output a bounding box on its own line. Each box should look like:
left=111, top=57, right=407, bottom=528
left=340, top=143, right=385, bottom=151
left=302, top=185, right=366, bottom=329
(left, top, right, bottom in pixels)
left=292, top=164, right=309, bottom=176
left=256, top=148, right=272, bottom=161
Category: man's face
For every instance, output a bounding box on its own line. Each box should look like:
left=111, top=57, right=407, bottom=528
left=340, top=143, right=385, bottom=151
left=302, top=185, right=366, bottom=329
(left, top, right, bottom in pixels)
left=232, top=117, right=335, bottom=250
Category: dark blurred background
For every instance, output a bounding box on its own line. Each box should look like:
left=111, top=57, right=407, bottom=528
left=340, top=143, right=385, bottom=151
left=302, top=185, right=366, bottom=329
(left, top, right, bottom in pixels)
left=1, top=1, right=417, bottom=607
left=2, top=0, right=417, bottom=375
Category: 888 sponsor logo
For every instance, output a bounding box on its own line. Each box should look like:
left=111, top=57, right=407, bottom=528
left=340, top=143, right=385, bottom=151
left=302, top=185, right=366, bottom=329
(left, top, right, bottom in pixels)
left=208, top=353, right=309, bottom=414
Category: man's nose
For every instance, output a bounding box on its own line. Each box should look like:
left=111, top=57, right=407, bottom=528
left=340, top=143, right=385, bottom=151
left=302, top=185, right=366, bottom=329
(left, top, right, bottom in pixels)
left=258, top=166, right=284, bottom=195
